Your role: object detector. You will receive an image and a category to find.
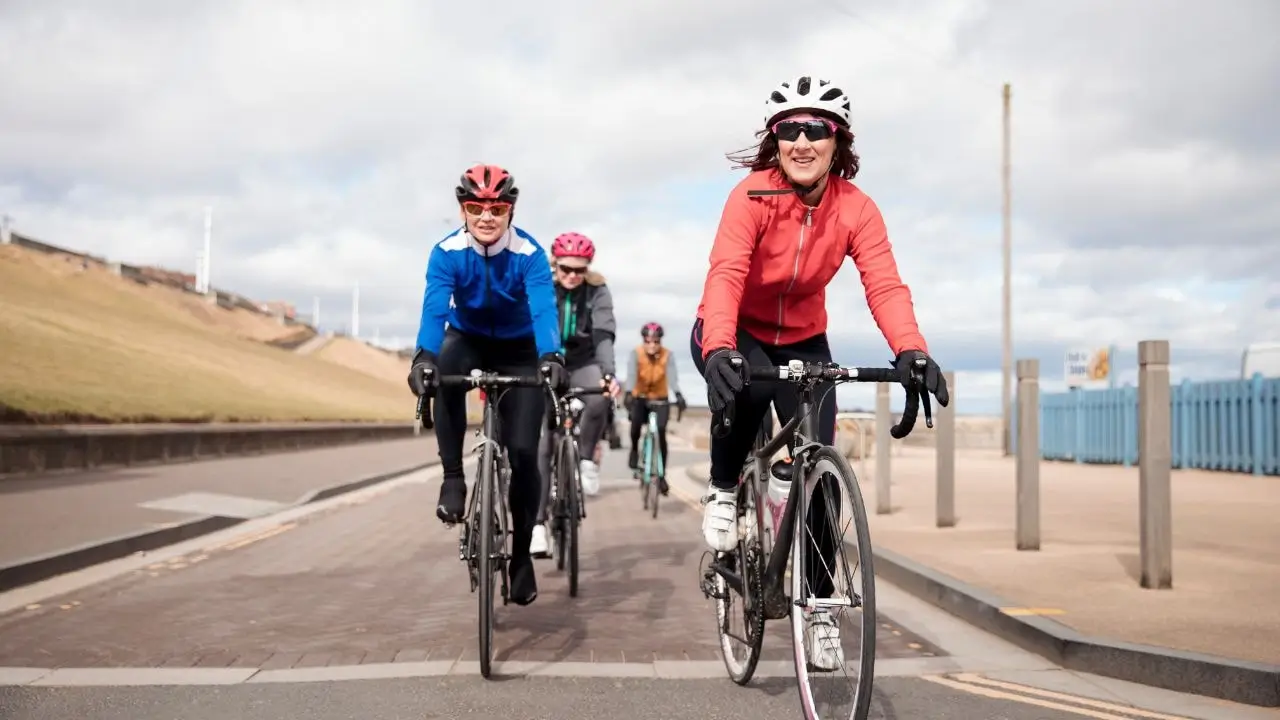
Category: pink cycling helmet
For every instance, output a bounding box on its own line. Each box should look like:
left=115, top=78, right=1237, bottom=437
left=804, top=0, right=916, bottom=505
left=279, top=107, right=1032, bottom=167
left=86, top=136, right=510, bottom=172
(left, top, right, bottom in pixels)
left=641, top=322, right=664, bottom=339
left=551, top=232, right=595, bottom=261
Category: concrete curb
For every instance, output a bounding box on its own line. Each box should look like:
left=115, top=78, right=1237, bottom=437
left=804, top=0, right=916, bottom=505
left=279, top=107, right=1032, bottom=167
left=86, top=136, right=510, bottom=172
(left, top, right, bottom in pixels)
left=683, top=463, right=1280, bottom=708
left=0, top=461, right=436, bottom=594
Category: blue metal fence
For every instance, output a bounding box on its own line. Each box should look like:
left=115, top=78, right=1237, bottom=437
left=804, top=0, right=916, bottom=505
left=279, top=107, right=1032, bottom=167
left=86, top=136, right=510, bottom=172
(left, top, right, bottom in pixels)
left=1015, top=374, right=1280, bottom=476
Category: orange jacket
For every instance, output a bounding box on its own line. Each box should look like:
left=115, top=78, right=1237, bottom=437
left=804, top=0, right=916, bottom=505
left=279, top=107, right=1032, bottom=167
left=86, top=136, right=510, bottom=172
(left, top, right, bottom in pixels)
left=695, top=169, right=928, bottom=359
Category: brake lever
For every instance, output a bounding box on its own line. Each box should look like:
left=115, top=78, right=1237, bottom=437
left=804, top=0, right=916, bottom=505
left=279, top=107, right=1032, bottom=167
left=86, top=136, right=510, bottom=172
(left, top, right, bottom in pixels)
left=910, top=359, right=934, bottom=429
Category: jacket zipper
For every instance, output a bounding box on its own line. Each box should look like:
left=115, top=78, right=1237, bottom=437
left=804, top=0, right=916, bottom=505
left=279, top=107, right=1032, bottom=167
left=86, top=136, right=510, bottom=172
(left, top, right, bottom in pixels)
left=482, top=250, right=495, bottom=336
left=776, top=207, right=814, bottom=344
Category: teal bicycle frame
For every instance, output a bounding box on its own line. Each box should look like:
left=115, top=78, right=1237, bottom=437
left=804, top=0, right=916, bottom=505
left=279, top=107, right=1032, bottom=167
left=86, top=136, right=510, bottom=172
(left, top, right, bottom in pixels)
left=635, top=399, right=669, bottom=518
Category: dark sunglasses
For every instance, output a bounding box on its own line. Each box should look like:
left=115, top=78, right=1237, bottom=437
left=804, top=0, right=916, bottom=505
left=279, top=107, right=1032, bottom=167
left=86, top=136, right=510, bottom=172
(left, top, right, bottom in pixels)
left=557, top=264, right=588, bottom=275
left=772, top=118, right=836, bottom=143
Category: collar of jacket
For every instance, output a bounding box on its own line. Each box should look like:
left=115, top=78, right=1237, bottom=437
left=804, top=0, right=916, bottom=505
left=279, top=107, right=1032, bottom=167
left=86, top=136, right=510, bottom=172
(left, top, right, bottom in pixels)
left=467, top=229, right=512, bottom=257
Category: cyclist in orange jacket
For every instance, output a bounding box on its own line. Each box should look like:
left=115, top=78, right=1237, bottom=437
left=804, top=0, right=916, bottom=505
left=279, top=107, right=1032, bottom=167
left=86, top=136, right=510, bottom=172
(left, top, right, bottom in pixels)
left=690, top=74, right=950, bottom=670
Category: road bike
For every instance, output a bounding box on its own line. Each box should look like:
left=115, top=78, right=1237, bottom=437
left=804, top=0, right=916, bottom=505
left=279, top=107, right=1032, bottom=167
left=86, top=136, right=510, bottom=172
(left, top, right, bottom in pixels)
left=415, top=367, right=555, bottom=679
left=632, top=398, right=681, bottom=519
left=698, top=357, right=932, bottom=720
left=544, top=384, right=609, bottom=598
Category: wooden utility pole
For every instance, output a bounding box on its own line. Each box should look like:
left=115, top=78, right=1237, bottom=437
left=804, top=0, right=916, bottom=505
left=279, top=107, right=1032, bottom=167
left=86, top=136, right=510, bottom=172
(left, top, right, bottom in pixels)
left=1001, top=82, right=1014, bottom=456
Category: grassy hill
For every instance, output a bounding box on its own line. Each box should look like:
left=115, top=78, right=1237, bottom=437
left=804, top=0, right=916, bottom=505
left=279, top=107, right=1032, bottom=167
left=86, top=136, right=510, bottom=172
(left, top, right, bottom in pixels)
left=0, top=244, right=414, bottom=424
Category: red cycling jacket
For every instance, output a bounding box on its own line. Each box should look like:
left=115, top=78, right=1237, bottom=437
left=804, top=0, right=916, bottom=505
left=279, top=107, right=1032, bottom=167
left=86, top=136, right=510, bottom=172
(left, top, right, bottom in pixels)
left=695, top=169, right=928, bottom=359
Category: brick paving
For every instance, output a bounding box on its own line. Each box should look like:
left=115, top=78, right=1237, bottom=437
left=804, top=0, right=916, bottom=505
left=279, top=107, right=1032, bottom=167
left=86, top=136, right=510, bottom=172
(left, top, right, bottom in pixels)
left=0, top=457, right=943, bottom=670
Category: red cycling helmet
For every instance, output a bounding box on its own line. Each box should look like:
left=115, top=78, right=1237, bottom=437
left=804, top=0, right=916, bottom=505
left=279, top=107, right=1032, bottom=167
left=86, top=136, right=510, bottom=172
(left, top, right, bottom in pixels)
left=641, top=322, right=664, bottom=339
left=456, top=164, right=519, bottom=203
left=551, top=232, right=595, bottom=261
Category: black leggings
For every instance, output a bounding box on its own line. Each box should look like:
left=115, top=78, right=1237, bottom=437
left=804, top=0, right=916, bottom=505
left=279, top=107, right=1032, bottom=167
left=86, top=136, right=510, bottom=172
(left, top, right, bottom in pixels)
left=629, top=398, right=670, bottom=475
left=690, top=318, right=842, bottom=598
left=433, top=328, right=545, bottom=545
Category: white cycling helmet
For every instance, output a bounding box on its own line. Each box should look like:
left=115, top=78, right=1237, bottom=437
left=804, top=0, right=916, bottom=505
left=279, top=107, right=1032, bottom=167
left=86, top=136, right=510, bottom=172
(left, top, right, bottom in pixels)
left=763, top=74, right=852, bottom=129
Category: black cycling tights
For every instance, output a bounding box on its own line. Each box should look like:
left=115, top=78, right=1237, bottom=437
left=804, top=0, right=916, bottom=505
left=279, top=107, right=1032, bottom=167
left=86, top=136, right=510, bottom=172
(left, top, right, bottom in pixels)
left=629, top=398, right=670, bottom=474
left=690, top=318, right=842, bottom=598
left=433, top=328, right=545, bottom=552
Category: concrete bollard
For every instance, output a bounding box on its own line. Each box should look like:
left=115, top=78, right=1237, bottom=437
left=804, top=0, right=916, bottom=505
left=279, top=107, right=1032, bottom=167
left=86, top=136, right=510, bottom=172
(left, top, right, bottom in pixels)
left=936, top=371, right=956, bottom=528
left=1138, top=339, right=1173, bottom=589
left=875, top=381, right=891, bottom=515
left=1015, top=359, right=1040, bottom=551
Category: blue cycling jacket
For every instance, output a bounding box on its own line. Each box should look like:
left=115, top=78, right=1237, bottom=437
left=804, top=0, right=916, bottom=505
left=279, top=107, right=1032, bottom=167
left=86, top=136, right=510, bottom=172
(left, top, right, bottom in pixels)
left=414, top=226, right=562, bottom=358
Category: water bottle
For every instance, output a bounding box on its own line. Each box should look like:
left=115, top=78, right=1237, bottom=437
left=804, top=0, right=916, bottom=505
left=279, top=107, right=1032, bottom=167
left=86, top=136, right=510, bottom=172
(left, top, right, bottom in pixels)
left=765, top=458, right=794, bottom=538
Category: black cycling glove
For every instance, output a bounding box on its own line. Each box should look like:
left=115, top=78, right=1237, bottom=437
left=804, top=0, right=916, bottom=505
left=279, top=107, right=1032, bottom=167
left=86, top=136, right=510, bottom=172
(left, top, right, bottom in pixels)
left=539, top=353, right=569, bottom=393
left=893, top=350, right=949, bottom=407
left=407, top=349, right=437, bottom=397
left=702, top=348, right=748, bottom=413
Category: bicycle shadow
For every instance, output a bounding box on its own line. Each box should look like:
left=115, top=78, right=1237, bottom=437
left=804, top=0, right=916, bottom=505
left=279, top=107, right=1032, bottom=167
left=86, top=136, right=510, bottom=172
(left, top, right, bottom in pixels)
left=488, top=540, right=693, bottom=671
left=733, top=674, right=899, bottom=718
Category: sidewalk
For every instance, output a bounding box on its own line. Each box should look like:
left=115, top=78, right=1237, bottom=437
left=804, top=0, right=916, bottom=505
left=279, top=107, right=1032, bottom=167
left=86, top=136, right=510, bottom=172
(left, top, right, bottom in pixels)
left=859, top=446, right=1280, bottom=666
left=0, top=436, right=437, bottom=566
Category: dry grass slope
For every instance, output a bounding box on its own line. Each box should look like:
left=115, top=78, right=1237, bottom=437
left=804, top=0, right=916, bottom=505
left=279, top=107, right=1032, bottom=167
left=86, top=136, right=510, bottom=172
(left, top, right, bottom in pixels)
left=0, top=245, right=413, bottom=424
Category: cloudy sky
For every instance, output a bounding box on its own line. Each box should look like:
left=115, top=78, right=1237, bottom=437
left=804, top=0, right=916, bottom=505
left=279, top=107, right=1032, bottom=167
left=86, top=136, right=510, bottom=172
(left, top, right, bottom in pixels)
left=2, top=0, right=1278, bottom=415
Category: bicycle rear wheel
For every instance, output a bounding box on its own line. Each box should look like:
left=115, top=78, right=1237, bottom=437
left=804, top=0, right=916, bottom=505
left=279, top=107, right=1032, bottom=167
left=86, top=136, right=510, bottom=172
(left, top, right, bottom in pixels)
left=712, top=469, right=765, bottom=685
left=789, top=446, right=876, bottom=720
left=477, top=440, right=498, bottom=679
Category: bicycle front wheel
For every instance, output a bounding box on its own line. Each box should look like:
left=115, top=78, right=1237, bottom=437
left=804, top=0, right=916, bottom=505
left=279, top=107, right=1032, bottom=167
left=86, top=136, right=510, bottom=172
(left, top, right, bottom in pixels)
left=556, top=436, right=581, bottom=598
left=477, top=443, right=498, bottom=679
left=789, top=446, right=876, bottom=720
left=646, top=433, right=660, bottom=519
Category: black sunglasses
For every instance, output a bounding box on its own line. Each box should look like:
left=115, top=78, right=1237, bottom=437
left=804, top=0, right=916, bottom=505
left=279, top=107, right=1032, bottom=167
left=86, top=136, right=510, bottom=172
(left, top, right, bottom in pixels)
left=557, top=264, right=588, bottom=275
left=772, top=118, right=836, bottom=143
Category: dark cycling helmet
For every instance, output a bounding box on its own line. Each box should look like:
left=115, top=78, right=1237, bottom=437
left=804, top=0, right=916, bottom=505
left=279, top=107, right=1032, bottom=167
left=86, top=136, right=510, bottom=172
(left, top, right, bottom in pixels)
left=641, top=322, right=664, bottom=339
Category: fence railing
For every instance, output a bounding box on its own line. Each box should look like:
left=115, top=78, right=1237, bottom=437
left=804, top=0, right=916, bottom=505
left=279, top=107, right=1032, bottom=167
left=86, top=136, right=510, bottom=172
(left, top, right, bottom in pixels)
left=1026, top=374, right=1280, bottom=475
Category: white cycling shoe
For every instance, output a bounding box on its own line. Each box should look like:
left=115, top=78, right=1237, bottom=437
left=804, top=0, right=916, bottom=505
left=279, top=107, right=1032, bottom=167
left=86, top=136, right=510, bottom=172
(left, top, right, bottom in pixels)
left=701, top=488, right=739, bottom=552
left=580, top=459, right=600, bottom=496
left=530, top=523, right=552, bottom=559
left=805, top=610, right=845, bottom=672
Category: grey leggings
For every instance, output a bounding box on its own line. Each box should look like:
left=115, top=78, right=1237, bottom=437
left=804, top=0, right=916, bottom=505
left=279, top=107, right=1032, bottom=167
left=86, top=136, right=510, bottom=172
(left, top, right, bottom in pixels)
left=535, top=363, right=611, bottom=524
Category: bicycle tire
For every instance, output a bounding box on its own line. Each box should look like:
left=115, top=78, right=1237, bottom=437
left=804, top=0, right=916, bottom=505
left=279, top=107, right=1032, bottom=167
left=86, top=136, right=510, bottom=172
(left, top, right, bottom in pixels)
left=715, top=468, right=766, bottom=685
left=789, top=446, right=876, bottom=720
left=477, top=437, right=497, bottom=679
left=646, top=427, right=660, bottom=520
left=552, top=433, right=568, bottom=573
left=557, top=435, right=581, bottom=598
left=639, top=429, right=650, bottom=511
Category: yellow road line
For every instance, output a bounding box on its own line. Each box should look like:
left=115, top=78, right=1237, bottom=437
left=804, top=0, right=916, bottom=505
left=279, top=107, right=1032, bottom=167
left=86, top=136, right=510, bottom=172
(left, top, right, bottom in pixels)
left=949, top=674, right=1194, bottom=720
left=1000, top=607, right=1068, bottom=616
left=922, top=674, right=1139, bottom=720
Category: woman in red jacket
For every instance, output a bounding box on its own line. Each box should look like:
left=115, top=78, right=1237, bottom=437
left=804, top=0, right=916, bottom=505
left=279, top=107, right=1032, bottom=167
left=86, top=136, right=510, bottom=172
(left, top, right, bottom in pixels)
left=691, top=74, right=950, bottom=670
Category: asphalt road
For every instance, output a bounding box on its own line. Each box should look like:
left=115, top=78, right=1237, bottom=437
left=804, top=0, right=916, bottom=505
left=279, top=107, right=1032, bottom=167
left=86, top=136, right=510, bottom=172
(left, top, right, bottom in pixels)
left=0, top=436, right=1264, bottom=720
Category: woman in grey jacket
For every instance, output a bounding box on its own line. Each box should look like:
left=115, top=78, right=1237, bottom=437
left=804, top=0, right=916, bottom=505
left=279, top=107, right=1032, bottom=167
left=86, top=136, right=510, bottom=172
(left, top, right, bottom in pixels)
left=532, top=232, right=621, bottom=558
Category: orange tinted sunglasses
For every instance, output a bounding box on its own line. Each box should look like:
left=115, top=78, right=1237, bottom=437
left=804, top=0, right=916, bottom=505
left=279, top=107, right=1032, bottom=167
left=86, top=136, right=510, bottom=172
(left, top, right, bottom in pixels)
left=462, top=201, right=511, bottom=218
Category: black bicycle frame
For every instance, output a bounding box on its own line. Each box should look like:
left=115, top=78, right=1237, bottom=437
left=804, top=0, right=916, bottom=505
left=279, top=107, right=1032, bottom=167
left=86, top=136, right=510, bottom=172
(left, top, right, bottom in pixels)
left=709, top=381, right=823, bottom=620
left=707, top=359, right=930, bottom=620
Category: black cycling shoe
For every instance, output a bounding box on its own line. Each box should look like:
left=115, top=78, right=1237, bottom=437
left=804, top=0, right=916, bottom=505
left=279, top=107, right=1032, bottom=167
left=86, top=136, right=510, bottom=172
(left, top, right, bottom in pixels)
left=509, top=554, right=538, bottom=606
left=435, top=474, right=467, bottom=524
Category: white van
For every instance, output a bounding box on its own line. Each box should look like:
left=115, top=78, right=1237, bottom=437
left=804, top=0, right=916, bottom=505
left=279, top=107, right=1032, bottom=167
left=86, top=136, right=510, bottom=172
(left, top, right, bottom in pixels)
left=1241, top=342, right=1280, bottom=379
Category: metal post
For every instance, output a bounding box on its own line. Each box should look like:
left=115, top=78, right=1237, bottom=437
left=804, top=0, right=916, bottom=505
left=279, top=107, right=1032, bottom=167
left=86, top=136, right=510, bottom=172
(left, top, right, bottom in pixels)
left=1001, top=82, right=1014, bottom=456
left=1015, top=359, right=1040, bottom=550
left=936, top=371, right=956, bottom=528
left=1138, top=340, right=1173, bottom=589
left=875, top=382, right=891, bottom=515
